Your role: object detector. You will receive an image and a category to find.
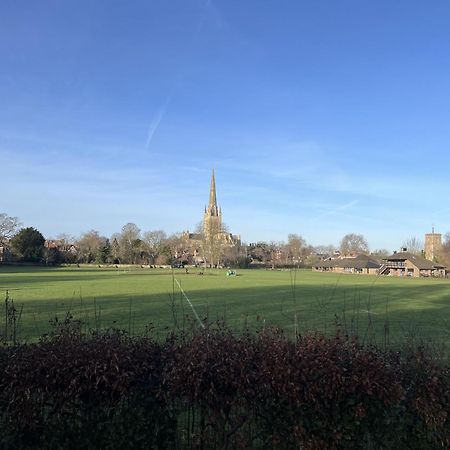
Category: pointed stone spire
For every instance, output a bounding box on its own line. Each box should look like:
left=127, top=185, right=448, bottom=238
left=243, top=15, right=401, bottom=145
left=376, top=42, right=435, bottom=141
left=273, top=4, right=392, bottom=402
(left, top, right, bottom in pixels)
left=209, top=169, right=217, bottom=210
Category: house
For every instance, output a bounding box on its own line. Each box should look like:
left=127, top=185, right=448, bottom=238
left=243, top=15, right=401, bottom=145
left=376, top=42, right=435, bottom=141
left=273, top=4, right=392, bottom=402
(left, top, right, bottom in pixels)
left=44, top=240, right=78, bottom=255
left=379, top=251, right=446, bottom=278
left=313, top=254, right=381, bottom=275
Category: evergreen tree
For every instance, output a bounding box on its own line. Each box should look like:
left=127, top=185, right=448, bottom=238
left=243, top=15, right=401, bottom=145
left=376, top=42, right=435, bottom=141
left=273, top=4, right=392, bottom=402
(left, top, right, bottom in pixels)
left=10, top=227, right=45, bottom=262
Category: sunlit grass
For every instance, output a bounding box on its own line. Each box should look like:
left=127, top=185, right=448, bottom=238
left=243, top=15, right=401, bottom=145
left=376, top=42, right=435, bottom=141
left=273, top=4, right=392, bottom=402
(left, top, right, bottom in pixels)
left=1, top=265, right=449, bottom=348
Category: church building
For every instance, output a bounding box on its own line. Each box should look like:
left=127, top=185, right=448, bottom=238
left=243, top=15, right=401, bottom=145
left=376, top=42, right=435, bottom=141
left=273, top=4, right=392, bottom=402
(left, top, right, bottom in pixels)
left=202, top=169, right=240, bottom=245
left=182, top=170, right=240, bottom=264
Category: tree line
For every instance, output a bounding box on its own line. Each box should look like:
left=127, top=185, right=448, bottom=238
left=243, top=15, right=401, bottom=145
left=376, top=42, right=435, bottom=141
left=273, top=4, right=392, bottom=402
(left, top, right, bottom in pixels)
left=1, top=212, right=449, bottom=267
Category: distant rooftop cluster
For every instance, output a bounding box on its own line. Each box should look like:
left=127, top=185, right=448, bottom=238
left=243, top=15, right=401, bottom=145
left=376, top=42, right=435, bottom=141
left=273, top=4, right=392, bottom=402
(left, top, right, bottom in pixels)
left=313, top=249, right=446, bottom=278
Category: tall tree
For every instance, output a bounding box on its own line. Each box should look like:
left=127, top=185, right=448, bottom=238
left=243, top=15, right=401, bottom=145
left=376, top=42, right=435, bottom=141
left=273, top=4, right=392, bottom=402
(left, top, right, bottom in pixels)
left=197, top=220, right=229, bottom=268
left=97, top=239, right=111, bottom=264
left=118, top=223, right=142, bottom=264
left=142, top=230, right=167, bottom=264
left=0, top=213, right=21, bottom=245
left=285, top=234, right=307, bottom=265
left=110, top=236, right=121, bottom=263
left=340, top=233, right=369, bottom=256
left=76, top=230, right=107, bottom=263
left=438, top=232, right=450, bottom=266
left=165, top=233, right=186, bottom=265
left=10, top=227, right=45, bottom=262
left=221, top=242, right=250, bottom=268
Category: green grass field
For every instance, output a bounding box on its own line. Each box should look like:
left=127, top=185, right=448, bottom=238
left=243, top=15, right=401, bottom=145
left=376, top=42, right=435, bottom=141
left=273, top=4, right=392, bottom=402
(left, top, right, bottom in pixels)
left=1, top=265, right=450, bottom=348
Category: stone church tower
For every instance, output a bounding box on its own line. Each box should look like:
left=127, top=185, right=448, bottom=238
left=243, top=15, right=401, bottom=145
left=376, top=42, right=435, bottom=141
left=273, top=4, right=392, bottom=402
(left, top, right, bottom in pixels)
left=181, top=169, right=240, bottom=265
left=425, top=228, right=442, bottom=261
left=203, top=169, right=222, bottom=239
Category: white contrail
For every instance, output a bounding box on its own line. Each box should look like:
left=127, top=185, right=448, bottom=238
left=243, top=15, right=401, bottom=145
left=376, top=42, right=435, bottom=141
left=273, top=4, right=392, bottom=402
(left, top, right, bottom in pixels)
left=144, top=0, right=222, bottom=151
left=310, top=199, right=359, bottom=222
left=145, top=95, right=172, bottom=149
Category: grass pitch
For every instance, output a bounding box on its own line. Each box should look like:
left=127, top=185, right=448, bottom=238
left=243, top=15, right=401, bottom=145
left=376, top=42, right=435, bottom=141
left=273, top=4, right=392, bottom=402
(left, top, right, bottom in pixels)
left=1, top=265, right=449, bottom=348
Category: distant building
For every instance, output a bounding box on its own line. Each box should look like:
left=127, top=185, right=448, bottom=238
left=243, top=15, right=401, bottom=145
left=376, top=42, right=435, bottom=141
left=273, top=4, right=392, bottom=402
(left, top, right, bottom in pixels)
left=424, top=229, right=442, bottom=261
left=380, top=251, right=446, bottom=278
left=45, top=240, right=78, bottom=255
left=313, top=254, right=381, bottom=275
left=183, top=170, right=241, bottom=263
left=314, top=250, right=447, bottom=278
left=202, top=169, right=240, bottom=245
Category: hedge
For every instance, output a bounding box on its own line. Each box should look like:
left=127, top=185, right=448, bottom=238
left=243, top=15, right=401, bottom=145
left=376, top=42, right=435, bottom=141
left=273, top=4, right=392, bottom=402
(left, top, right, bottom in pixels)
left=0, top=326, right=448, bottom=449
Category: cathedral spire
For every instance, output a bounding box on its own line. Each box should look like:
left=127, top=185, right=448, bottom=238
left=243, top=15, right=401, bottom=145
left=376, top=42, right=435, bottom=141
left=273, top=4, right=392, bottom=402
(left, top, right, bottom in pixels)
left=209, top=169, right=217, bottom=210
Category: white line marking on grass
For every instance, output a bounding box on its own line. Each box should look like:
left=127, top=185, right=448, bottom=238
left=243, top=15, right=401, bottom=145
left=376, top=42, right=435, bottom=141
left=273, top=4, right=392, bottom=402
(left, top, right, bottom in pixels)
left=361, top=310, right=378, bottom=315
left=175, top=278, right=205, bottom=329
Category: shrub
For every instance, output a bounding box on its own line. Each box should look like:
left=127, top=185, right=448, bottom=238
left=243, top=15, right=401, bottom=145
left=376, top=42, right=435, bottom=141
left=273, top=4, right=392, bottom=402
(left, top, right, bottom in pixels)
left=0, top=327, right=448, bottom=449
left=0, top=331, right=176, bottom=449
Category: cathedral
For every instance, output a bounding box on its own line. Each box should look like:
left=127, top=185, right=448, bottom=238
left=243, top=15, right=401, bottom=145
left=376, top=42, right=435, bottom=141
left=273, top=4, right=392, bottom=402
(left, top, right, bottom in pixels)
left=182, top=170, right=240, bottom=264
left=202, top=169, right=240, bottom=245
left=203, top=169, right=222, bottom=240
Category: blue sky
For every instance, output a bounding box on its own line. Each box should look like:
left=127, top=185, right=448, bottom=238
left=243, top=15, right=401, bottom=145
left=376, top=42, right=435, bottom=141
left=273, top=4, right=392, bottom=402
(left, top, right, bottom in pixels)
left=2, top=0, right=450, bottom=250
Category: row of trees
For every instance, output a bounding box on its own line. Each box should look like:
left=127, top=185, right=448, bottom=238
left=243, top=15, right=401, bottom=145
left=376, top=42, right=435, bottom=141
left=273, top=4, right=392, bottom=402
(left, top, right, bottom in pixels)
left=75, top=225, right=177, bottom=265
left=2, top=212, right=450, bottom=267
left=73, top=230, right=377, bottom=268
left=73, top=224, right=249, bottom=268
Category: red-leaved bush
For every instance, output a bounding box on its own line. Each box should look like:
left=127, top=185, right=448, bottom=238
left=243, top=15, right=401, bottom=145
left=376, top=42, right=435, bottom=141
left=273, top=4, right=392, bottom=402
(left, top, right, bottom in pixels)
left=0, top=326, right=448, bottom=449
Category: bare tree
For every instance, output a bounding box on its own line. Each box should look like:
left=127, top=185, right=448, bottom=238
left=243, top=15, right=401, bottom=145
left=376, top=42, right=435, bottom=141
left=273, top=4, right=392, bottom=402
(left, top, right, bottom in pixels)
left=371, top=248, right=390, bottom=259
left=269, top=241, right=283, bottom=269
left=118, top=223, right=142, bottom=264
left=142, top=230, right=167, bottom=264
left=340, top=233, right=369, bottom=256
left=285, top=234, right=307, bottom=265
left=0, top=213, right=21, bottom=245
left=438, top=232, right=450, bottom=266
left=165, top=233, right=185, bottom=264
left=314, top=245, right=337, bottom=257
left=401, top=237, right=423, bottom=255
left=76, top=230, right=107, bottom=263
left=196, top=219, right=230, bottom=268
left=221, top=242, right=249, bottom=268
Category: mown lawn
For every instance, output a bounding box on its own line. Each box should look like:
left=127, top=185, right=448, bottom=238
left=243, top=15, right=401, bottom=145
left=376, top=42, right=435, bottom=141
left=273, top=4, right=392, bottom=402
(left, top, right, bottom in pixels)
left=1, top=265, right=449, bottom=348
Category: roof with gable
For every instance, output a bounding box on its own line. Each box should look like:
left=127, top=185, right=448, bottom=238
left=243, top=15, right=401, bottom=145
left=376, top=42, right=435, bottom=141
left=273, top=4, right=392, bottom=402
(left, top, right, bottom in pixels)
left=317, top=254, right=381, bottom=269
left=385, top=251, right=445, bottom=270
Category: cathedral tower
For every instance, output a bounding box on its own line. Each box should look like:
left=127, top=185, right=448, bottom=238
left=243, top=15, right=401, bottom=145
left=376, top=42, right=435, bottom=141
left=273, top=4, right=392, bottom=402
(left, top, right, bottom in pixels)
left=203, top=169, right=222, bottom=239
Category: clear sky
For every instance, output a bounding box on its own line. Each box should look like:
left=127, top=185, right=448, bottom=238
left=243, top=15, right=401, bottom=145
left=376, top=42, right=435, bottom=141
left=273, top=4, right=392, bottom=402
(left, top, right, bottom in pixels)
left=2, top=0, right=450, bottom=251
